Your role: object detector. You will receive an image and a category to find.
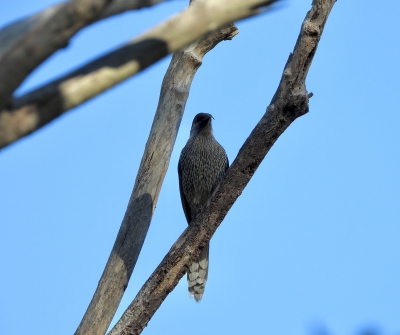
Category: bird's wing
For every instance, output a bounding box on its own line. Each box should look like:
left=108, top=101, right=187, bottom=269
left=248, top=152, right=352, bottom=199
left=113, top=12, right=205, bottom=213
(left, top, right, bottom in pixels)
left=178, top=160, right=192, bottom=224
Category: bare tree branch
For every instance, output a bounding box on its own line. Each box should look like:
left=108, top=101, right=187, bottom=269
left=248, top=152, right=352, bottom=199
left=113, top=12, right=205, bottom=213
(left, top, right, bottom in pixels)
left=0, top=0, right=166, bottom=111
left=0, top=0, right=113, bottom=110
left=99, top=0, right=165, bottom=18
left=0, top=0, right=164, bottom=60
left=0, top=0, right=277, bottom=150
left=74, top=21, right=238, bottom=335
left=107, top=1, right=336, bottom=334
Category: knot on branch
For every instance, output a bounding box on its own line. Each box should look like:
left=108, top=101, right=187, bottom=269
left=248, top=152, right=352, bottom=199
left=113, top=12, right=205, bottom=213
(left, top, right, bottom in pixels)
left=283, top=68, right=292, bottom=78
left=282, top=91, right=309, bottom=119
left=186, top=52, right=203, bottom=69
left=303, top=20, right=320, bottom=37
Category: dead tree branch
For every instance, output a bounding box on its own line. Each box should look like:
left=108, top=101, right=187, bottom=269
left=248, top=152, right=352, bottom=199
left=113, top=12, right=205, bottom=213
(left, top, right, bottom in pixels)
left=0, top=0, right=277, bottom=150
left=75, top=21, right=239, bottom=335
left=0, top=0, right=165, bottom=111
left=107, top=1, right=336, bottom=334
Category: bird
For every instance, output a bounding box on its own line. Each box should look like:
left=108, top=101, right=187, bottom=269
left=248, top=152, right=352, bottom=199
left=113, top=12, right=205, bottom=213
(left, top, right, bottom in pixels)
left=178, top=113, right=229, bottom=302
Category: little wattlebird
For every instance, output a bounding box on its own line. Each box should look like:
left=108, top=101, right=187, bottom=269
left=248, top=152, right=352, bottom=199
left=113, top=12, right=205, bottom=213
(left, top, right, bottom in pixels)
left=178, top=113, right=229, bottom=302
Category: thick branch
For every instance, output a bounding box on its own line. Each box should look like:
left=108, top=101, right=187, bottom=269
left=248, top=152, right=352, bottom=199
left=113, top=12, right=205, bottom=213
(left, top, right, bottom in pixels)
left=0, top=0, right=277, bottom=150
left=75, top=23, right=238, bottom=335
left=107, top=1, right=336, bottom=334
left=0, top=0, right=163, bottom=60
left=99, top=0, right=165, bottom=18
left=0, top=0, right=165, bottom=111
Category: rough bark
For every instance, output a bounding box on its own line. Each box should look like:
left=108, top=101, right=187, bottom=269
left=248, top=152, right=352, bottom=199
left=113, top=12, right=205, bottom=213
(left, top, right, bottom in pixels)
left=74, top=23, right=238, bottom=335
left=0, top=0, right=277, bottom=150
left=0, top=0, right=165, bottom=111
left=107, top=1, right=336, bottom=334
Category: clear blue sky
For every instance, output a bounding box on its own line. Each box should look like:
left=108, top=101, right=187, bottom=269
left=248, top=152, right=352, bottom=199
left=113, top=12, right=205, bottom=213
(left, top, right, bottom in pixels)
left=1, top=1, right=399, bottom=335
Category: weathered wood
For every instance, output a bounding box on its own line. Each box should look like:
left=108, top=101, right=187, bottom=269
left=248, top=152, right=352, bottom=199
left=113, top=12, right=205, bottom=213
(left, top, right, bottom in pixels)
left=0, top=0, right=112, bottom=110
left=75, top=23, right=238, bottom=335
left=0, top=0, right=277, bottom=150
left=0, top=0, right=163, bottom=59
left=0, top=0, right=165, bottom=111
left=107, top=1, right=336, bottom=334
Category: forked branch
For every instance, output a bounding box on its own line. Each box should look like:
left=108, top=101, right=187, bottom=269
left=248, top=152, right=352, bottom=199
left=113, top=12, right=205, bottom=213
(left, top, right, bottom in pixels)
left=75, top=20, right=239, bottom=335
left=107, top=1, right=336, bottom=334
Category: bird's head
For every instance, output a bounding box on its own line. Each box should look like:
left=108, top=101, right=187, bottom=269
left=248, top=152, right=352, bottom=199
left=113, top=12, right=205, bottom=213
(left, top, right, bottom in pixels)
left=190, top=113, right=214, bottom=137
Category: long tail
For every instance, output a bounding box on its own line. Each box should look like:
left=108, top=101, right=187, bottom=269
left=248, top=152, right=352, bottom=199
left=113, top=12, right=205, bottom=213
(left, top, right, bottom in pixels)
left=187, top=242, right=209, bottom=302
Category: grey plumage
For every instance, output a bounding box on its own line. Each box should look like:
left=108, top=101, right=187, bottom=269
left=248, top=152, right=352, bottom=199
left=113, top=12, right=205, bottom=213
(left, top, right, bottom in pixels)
left=178, top=113, right=229, bottom=302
